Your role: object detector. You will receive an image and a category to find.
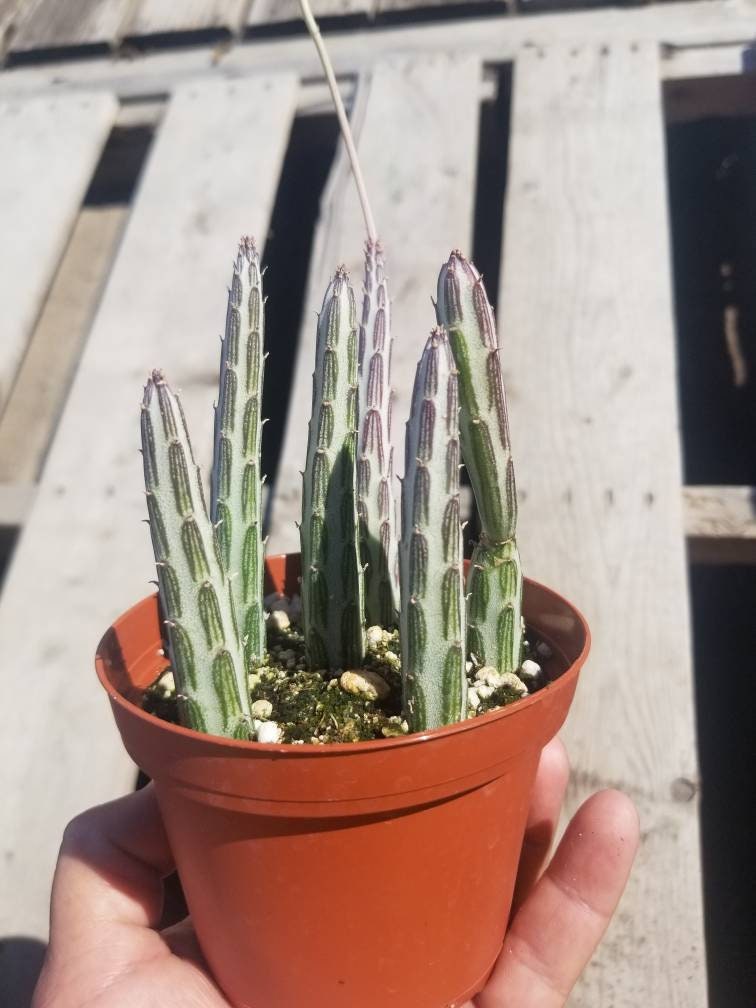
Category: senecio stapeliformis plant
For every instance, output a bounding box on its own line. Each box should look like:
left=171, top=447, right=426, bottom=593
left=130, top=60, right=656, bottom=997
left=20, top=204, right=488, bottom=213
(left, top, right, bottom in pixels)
left=399, top=327, right=467, bottom=728
left=358, top=240, right=399, bottom=628
left=437, top=254, right=523, bottom=676
left=211, top=238, right=267, bottom=673
left=138, top=3, right=530, bottom=743
left=141, top=368, right=252, bottom=739
left=300, top=266, right=366, bottom=671
left=141, top=238, right=529, bottom=742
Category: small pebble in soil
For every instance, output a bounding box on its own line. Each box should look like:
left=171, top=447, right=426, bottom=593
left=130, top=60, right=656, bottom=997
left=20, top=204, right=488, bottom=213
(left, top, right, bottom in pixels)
left=250, top=699, right=273, bottom=720
left=475, top=666, right=528, bottom=695
left=340, top=669, right=391, bottom=702
left=255, top=720, right=282, bottom=744
left=155, top=669, right=175, bottom=697
left=268, top=610, right=290, bottom=632
left=366, top=625, right=383, bottom=647
left=519, top=659, right=543, bottom=686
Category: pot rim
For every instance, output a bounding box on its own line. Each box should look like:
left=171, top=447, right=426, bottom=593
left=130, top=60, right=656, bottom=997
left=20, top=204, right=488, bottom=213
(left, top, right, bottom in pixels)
left=96, top=560, right=590, bottom=757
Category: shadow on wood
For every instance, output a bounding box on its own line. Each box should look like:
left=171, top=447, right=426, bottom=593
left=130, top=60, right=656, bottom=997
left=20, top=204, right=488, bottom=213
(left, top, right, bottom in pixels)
left=0, top=936, right=47, bottom=1008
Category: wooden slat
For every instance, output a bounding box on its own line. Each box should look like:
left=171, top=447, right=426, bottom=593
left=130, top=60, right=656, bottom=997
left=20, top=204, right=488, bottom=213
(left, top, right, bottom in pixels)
left=663, top=41, right=753, bottom=81
left=0, top=72, right=298, bottom=947
left=0, top=90, right=118, bottom=413
left=8, top=0, right=132, bottom=55
left=685, top=484, right=756, bottom=563
left=376, top=0, right=505, bottom=11
left=0, top=0, right=26, bottom=56
left=0, top=205, right=127, bottom=486
left=125, top=0, right=248, bottom=40
left=0, top=482, right=35, bottom=524
left=268, top=52, right=482, bottom=551
left=247, top=0, right=373, bottom=28
left=499, top=43, right=705, bottom=1005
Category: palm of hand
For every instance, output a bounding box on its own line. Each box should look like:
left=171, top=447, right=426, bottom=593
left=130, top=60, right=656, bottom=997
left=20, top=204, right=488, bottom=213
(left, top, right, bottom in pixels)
left=37, top=923, right=229, bottom=1008
left=32, top=739, right=637, bottom=1008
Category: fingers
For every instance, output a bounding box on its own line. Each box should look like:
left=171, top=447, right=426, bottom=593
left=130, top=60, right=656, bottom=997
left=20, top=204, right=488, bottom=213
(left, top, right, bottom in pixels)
left=479, top=789, right=639, bottom=1008
left=511, top=738, right=570, bottom=914
left=48, top=784, right=175, bottom=956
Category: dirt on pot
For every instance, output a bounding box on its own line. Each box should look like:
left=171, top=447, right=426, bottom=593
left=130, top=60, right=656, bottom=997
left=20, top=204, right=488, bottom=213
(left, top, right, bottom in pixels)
left=143, top=594, right=551, bottom=744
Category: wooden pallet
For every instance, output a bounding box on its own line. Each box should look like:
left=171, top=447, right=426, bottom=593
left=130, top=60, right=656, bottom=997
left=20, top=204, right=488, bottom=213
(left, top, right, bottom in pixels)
left=1, top=2, right=755, bottom=1004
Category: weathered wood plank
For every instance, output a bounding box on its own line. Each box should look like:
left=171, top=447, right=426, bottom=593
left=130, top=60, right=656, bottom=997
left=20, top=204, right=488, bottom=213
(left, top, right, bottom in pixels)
left=0, top=91, right=118, bottom=414
left=499, top=43, right=705, bottom=1005
left=247, top=0, right=373, bottom=28
left=685, top=484, right=756, bottom=563
left=8, top=0, right=132, bottom=54
left=0, top=482, right=35, bottom=524
left=0, top=73, right=298, bottom=946
left=0, top=0, right=23, bottom=34
left=2, top=2, right=754, bottom=100
left=0, top=205, right=127, bottom=487
left=125, top=0, right=248, bottom=40
left=664, top=41, right=753, bottom=81
left=0, top=0, right=26, bottom=57
left=268, top=53, right=482, bottom=552
left=376, top=0, right=504, bottom=10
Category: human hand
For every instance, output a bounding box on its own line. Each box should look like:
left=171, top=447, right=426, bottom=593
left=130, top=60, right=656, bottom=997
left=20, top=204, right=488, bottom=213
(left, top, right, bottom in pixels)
left=465, top=739, right=639, bottom=1007
left=32, top=739, right=638, bottom=1008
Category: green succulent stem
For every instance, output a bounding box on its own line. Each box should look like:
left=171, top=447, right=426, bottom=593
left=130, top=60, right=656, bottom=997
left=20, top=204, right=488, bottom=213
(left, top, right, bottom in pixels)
left=357, top=239, right=399, bottom=628
left=210, top=237, right=266, bottom=671
left=467, top=538, right=523, bottom=674
left=141, top=371, right=251, bottom=739
left=301, top=267, right=366, bottom=671
left=436, top=251, right=523, bottom=676
left=436, top=251, right=516, bottom=544
left=399, top=327, right=467, bottom=731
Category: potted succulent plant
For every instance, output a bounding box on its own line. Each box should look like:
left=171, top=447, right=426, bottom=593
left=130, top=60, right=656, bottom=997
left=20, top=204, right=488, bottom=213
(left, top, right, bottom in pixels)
left=95, top=7, right=589, bottom=1008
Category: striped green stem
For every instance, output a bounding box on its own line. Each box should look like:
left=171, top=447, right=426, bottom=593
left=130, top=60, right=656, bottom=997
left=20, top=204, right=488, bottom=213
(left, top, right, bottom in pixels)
left=141, top=371, right=251, bottom=739
left=399, top=327, right=467, bottom=731
left=210, top=237, right=266, bottom=671
left=436, top=251, right=523, bottom=675
left=301, top=267, right=366, bottom=671
left=467, top=539, right=523, bottom=674
left=358, top=239, right=399, bottom=627
left=436, top=251, right=517, bottom=543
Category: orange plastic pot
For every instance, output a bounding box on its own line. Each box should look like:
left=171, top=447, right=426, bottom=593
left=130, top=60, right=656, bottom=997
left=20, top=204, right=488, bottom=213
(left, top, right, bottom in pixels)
left=96, top=553, right=589, bottom=1008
